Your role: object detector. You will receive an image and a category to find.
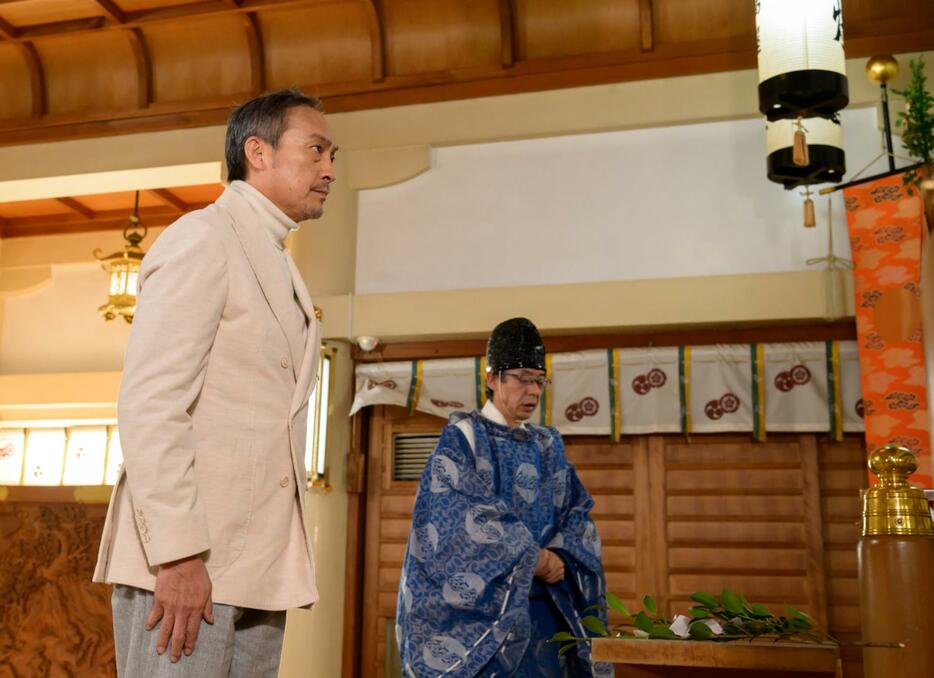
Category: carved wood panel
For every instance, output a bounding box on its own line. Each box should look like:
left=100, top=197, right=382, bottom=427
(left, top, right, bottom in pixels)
left=0, top=502, right=115, bottom=678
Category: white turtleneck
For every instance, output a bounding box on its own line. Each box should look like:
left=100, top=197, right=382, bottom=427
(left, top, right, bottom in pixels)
left=228, top=180, right=308, bottom=358
left=229, top=180, right=297, bottom=249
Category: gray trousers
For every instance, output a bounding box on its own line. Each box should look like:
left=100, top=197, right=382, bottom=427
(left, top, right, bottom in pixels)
left=112, top=585, right=286, bottom=678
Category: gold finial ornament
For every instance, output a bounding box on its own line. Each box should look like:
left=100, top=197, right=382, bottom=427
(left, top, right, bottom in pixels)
left=865, top=55, right=899, bottom=85
left=861, top=444, right=934, bottom=536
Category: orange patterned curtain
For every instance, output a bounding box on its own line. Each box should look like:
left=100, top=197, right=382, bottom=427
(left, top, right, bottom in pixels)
left=845, top=173, right=931, bottom=486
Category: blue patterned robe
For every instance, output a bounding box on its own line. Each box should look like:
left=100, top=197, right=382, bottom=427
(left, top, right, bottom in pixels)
left=396, top=407, right=614, bottom=677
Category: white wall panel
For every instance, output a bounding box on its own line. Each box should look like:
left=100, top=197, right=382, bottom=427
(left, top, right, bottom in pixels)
left=356, top=107, right=894, bottom=294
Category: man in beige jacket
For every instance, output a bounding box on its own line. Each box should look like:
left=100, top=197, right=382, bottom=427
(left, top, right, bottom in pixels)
left=93, top=89, right=337, bottom=677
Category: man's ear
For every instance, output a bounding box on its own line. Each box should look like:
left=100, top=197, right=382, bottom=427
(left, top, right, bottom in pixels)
left=485, top=371, right=497, bottom=393
left=243, top=136, right=266, bottom=174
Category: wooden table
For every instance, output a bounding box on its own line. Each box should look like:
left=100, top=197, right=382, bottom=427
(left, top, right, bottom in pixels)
left=591, top=638, right=842, bottom=678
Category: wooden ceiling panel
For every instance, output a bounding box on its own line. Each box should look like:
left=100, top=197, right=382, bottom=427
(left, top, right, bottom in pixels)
left=843, top=0, right=931, bottom=24
left=145, top=14, right=251, bottom=102
left=655, top=0, right=754, bottom=47
left=0, top=43, right=33, bottom=119
left=0, top=0, right=930, bottom=145
left=0, top=0, right=104, bottom=28
left=0, top=182, right=224, bottom=237
left=381, top=0, right=502, bottom=76
left=261, top=3, right=373, bottom=88
left=515, top=0, right=641, bottom=60
left=77, top=190, right=163, bottom=211
left=118, top=0, right=207, bottom=12
left=160, top=183, right=224, bottom=203
left=40, top=31, right=140, bottom=114
left=840, top=0, right=934, bottom=41
left=0, top=197, right=72, bottom=219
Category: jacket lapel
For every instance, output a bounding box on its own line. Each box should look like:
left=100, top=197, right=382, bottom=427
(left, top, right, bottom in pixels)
left=287, top=253, right=320, bottom=420
left=217, top=189, right=303, bottom=378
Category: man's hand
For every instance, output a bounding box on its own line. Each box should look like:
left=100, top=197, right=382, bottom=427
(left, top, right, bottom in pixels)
left=534, top=548, right=565, bottom=584
left=146, top=555, right=214, bottom=662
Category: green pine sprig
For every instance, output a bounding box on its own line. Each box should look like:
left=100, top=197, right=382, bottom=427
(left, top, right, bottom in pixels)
left=892, top=55, right=934, bottom=192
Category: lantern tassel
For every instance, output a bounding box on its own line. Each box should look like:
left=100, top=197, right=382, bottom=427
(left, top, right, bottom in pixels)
left=793, top=118, right=809, bottom=167
left=804, top=197, right=816, bottom=228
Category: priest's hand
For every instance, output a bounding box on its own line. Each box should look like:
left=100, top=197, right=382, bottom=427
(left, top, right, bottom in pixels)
left=146, top=554, right=214, bottom=662
left=534, top=548, right=565, bottom=584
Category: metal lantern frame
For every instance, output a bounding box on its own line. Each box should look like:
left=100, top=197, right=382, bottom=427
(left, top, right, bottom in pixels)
left=93, top=191, right=147, bottom=323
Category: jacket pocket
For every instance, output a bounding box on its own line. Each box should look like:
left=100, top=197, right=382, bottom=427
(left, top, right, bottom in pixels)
left=195, top=436, right=256, bottom=569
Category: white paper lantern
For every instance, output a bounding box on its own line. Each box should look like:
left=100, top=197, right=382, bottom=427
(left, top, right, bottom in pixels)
left=756, top=0, right=848, bottom=121
left=766, top=116, right=845, bottom=188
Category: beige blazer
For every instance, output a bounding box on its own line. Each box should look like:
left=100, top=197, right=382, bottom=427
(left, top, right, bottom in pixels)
left=93, top=185, right=321, bottom=611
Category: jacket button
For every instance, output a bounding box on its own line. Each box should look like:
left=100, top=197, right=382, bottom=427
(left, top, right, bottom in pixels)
left=280, top=357, right=289, bottom=369
left=280, top=476, right=290, bottom=487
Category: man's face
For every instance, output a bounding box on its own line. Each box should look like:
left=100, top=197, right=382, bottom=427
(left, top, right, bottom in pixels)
left=487, top=368, right=546, bottom=426
left=248, top=106, right=338, bottom=222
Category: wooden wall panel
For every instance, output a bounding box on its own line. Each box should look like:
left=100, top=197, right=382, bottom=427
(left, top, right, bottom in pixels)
left=145, top=15, right=251, bottom=103
left=514, top=0, right=642, bottom=60
left=40, top=32, right=139, bottom=115
left=377, top=0, right=503, bottom=75
left=0, top=502, right=115, bottom=677
left=356, top=407, right=869, bottom=678
left=654, top=0, right=754, bottom=46
left=261, top=4, right=374, bottom=89
left=819, top=437, right=867, bottom=678
left=0, top=43, right=33, bottom=120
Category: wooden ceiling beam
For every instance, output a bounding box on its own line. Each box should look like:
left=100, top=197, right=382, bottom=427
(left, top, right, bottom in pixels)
left=16, top=42, right=46, bottom=117
left=55, top=197, right=96, bottom=219
left=147, top=188, right=188, bottom=211
left=639, top=0, right=654, bottom=52
left=0, top=15, right=19, bottom=40
left=359, top=0, right=384, bottom=82
left=126, top=27, right=152, bottom=108
left=0, top=203, right=212, bottom=238
left=11, top=17, right=106, bottom=42
left=0, top=0, right=328, bottom=43
left=497, top=0, right=516, bottom=68
left=243, top=12, right=265, bottom=93
left=93, top=0, right=127, bottom=24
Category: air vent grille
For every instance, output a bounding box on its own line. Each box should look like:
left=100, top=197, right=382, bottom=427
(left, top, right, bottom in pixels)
left=392, top=433, right=439, bottom=481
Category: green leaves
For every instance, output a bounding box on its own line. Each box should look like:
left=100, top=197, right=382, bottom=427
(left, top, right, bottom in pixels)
left=749, top=603, right=773, bottom=618
left=649, top=624, right=679, bottom=640
left=582, top=615, right=609, bottom=637
left=720, top=589, right=743, bottom=615
left=688, top=621, right=714, bottom=640
left=633, top=611, right=654, bottom=634
left=606, top=591, right=630, bottom=617
left=690, top=591, right=719, bottom=608
left=550, top=632, right=575, bottom=643
left=553, top=588, right=833, bottom=657
left=893, top=56, right=934, bottom=165
left=643, top=595, right=657, bottom=615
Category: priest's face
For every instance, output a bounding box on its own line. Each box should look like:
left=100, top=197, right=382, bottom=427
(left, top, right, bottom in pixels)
left=487, top=369, right=546, bottom=426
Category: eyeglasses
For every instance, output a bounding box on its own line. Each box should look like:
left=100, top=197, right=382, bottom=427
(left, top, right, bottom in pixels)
left=501, top=372, right=552, bottom=388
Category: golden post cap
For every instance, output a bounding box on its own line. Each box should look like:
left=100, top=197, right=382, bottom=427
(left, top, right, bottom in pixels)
left=865, top=55, right=899, bottom=85
left=862, top=444, right=934, bottom=536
